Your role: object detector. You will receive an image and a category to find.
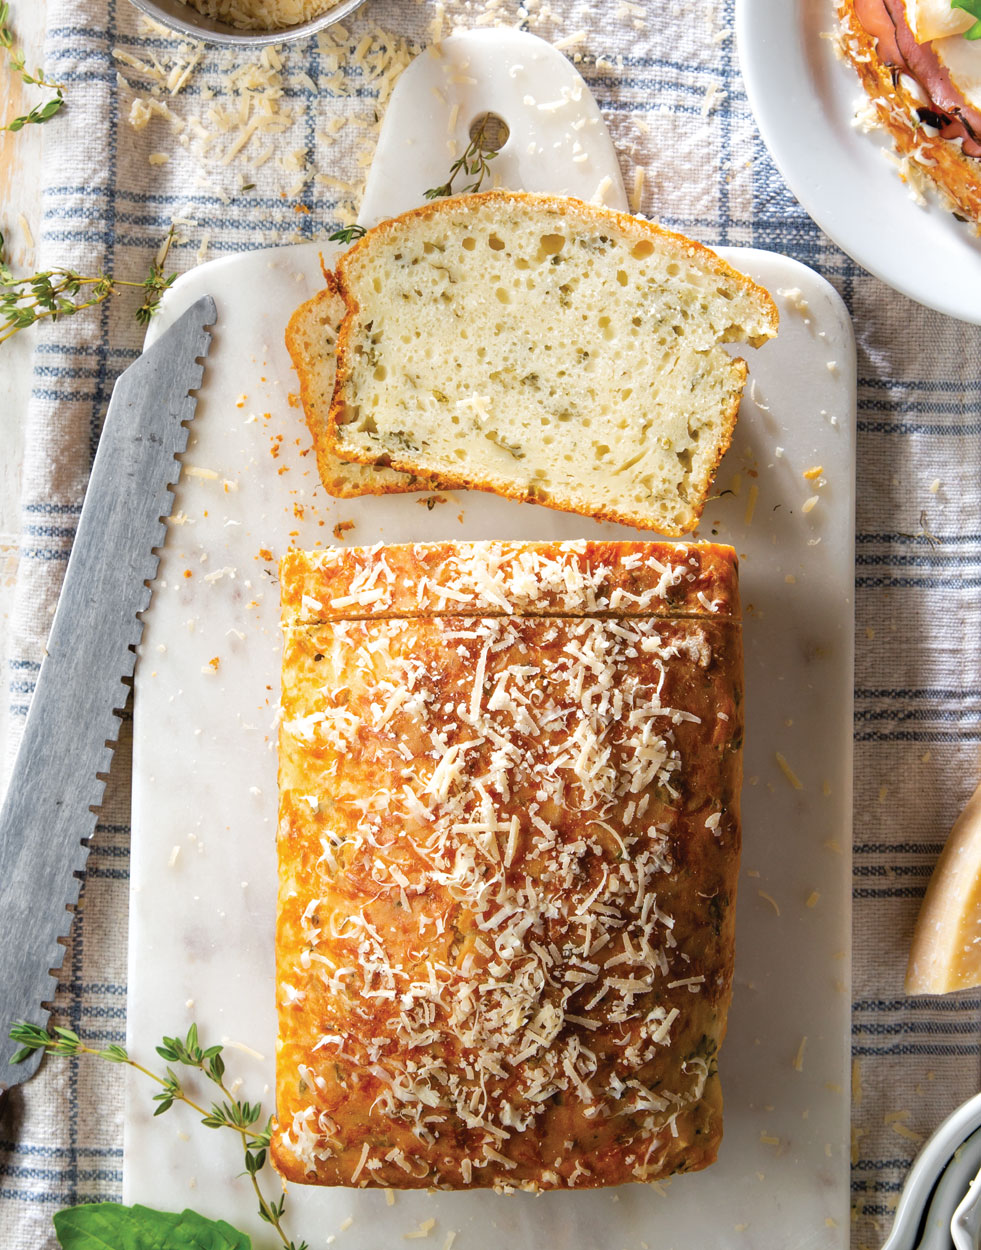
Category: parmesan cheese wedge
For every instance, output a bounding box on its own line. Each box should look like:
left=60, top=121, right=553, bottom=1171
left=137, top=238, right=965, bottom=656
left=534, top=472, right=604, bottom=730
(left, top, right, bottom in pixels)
left=906, top=780, right=981, bottom=995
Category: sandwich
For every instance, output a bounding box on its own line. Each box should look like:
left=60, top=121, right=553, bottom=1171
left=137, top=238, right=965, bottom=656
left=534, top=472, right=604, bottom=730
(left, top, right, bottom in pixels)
left=836, top=0, right=981, bottom=224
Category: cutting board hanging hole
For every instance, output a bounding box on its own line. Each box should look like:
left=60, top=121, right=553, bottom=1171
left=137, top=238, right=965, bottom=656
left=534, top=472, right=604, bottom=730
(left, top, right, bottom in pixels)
left=470, top=111, right=510, bottom=152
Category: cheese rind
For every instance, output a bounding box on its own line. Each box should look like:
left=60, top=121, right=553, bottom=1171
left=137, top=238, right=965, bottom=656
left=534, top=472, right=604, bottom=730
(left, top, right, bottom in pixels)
left=906, top=780, right=981, bottom=995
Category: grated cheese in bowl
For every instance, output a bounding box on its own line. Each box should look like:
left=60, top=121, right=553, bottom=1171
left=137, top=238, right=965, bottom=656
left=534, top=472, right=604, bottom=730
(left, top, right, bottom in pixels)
left=177, top=0, right=345, bottom=31
left=129, top=0, right=369, bottom=44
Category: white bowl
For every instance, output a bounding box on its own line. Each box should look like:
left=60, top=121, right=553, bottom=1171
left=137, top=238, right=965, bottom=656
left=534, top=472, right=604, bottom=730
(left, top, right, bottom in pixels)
left=882, top=1091, right=981, bottom=1250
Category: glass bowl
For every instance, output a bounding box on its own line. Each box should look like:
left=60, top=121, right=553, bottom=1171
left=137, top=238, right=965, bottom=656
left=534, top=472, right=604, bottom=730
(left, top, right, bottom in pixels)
left=127, top=0, right=368, bottom=46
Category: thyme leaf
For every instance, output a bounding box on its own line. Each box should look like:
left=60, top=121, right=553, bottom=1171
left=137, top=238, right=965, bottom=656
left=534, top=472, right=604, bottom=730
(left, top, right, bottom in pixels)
left=136, top=224, right=178, bottom=325
left=0, top=1, right=66, bottom=131
left=328, top=223, right=367, bottom=244
left=0, top=225, right=178, bottom=344
left=9, top=1020, right=308, bottom=1250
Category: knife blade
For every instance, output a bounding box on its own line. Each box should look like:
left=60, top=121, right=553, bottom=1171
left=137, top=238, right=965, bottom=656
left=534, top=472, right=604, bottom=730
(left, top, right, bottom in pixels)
left=0, top=295, right=217, bottom=1088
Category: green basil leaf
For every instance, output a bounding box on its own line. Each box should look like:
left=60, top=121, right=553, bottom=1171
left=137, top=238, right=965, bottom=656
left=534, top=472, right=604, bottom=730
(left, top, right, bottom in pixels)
left=952, top=0, right=981, bottom=39
left=53, top=1203, right=252, bottom=1250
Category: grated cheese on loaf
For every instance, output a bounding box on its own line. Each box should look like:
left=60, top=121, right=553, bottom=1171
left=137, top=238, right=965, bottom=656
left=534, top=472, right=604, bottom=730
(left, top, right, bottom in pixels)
left=272, top=541, right=743, bottom=1191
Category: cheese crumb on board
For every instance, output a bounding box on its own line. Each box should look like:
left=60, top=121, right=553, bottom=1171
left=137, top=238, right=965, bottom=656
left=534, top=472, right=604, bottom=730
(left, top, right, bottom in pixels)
left=405, top=1219, right=437, bottom=1239
left=591, top=174, right=613, bottom=204
left=775, top=752, right=804, bottom=790
left=792, top=1036, right=807, bottom=1072
left=777, top=287, right=810, bottom=318
left=744, top=483, right=759, bottom=527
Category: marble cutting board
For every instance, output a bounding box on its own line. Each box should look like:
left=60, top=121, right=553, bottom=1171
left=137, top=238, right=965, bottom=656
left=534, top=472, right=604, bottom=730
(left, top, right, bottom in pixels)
left=128, top=27, right=857, bottom=1250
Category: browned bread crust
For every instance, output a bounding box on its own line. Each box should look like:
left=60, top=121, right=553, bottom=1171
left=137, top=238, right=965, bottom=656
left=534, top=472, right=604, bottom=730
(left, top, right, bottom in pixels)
left=279, top=539, right=741, bottom=623
left=836, top=0, right=981, bottom=226
left=273, top=539, right=742, bottom=1191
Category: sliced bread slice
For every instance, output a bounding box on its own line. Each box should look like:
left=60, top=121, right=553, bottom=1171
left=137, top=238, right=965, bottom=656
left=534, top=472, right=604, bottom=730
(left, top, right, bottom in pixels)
left=328, top=191, right=778, bottom=535
left=285, top=280, right=445, bottom=497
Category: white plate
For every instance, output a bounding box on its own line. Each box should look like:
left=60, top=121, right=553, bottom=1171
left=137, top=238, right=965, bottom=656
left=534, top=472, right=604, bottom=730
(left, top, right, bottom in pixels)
left=126, top=28, right=856, bottom=1250
left=736, top=0, right=981, bottom=323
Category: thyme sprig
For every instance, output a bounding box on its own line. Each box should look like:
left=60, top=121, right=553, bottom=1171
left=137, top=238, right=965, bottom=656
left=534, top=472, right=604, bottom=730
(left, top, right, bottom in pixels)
left=424, top=114, right=499, bottom=200
left=0, top=224, right=177, bottom=345
left=0, top=1, right=65, bottom=131
left=9, top=1020, right=308, bottom=1250
left=327, top=223, right=367, bottom=244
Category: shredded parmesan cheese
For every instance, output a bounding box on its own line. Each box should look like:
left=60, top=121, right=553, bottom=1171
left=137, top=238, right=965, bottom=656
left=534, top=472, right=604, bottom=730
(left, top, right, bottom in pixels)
left=775, top=752, right=804, bottom=791
left=176, top=0, right=341, bottom=33
left=792, top=1036, right=807, bottom=1072
left=275, top=542, right=740, bottom=1186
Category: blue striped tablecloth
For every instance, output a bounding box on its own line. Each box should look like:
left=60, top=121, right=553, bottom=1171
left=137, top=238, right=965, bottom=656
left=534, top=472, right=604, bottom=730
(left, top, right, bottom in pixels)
left=1, top=1, right=979, bottom=1246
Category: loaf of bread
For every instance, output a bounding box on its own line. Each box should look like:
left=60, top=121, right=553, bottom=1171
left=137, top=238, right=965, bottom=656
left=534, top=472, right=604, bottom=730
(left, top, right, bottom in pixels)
left=285, top=279, right=445, bottom=497
left=836, top=0, right=981, bottom=226
left=272, top=539, right=743, bottom=1191
left=325, top=192, right=777, bottom=535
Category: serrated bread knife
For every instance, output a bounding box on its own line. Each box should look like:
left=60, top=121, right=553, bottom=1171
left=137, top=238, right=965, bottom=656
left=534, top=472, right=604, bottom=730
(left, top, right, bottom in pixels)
left=0, top=296, right=217, bottom=1089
